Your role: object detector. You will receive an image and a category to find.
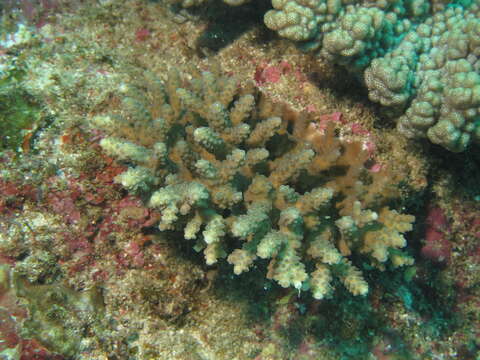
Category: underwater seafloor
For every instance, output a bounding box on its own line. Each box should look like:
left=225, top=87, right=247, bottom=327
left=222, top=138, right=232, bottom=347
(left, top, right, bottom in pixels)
left=0, top=0, right=480, bottom=359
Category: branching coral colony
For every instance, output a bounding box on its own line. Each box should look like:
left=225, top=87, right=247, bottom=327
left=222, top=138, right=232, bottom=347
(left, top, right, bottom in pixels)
left=90, top=69, right=414, bottom=299
left=173, top=0, right=480, bottom=152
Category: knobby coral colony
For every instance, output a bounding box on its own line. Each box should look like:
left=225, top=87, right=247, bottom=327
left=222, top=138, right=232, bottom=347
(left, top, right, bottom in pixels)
left=265, top=0, right=480, bottom=152
left=175, top=0, right=480, bottom=152
left=91, top=69, right=414, bottom=300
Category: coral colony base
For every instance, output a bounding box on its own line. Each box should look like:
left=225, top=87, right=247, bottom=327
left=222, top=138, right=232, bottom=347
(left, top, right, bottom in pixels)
left=0, top=0, right=480, bottom=359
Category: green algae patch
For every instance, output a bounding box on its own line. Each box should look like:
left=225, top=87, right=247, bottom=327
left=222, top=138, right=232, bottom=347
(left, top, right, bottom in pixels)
left=0, top=82, right=43, bottom=152
left=0, top=60, right=42, bottom=151
left=13, top=272, right=106, bottom=357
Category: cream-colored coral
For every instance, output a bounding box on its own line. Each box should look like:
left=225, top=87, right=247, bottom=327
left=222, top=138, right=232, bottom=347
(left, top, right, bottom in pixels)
left=339, top=260, right=369, bottom=296
left=310, top=264, right=333, bottom=300
left=91, top=68, right=415, bottom=298
left=362, top=207, right=414, bottom=264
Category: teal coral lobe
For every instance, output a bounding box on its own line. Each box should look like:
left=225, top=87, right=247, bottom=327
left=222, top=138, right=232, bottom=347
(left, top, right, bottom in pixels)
left=264, top=0, right=480, bottom=151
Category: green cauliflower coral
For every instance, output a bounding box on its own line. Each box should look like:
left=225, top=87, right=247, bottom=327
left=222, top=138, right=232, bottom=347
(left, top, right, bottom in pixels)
left=265, top=0, right=480, bottom=151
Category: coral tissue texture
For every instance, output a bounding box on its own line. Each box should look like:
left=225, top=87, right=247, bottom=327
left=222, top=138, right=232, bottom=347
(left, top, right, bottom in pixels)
left=264, top=0, right=480, bottom=152
left=91, top=69, right=414, bottom=299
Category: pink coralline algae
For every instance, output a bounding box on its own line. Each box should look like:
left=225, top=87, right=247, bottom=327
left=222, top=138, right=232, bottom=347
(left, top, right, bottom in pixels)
left=319, top=111, right=342, bottom=125
left=350, top=122, right=370, bottom=136
left=46, top=181, right=82, bottom=224
left=254, top=61, right=291, bottom=85
left=0, top=178, right=37, bottom=215
left=0, top=129, right=160, bottom=282
left=421, top=206, right=452, bottom=263
left=135, top=28, right=151, bottom=42
left=306, top=111, right=343, bottom=134
left=314, top=111, right=379, bottom=163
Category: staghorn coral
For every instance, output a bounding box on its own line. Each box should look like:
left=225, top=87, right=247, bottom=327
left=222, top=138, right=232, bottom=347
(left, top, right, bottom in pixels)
left=90, top=68, right=414, bottom=299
